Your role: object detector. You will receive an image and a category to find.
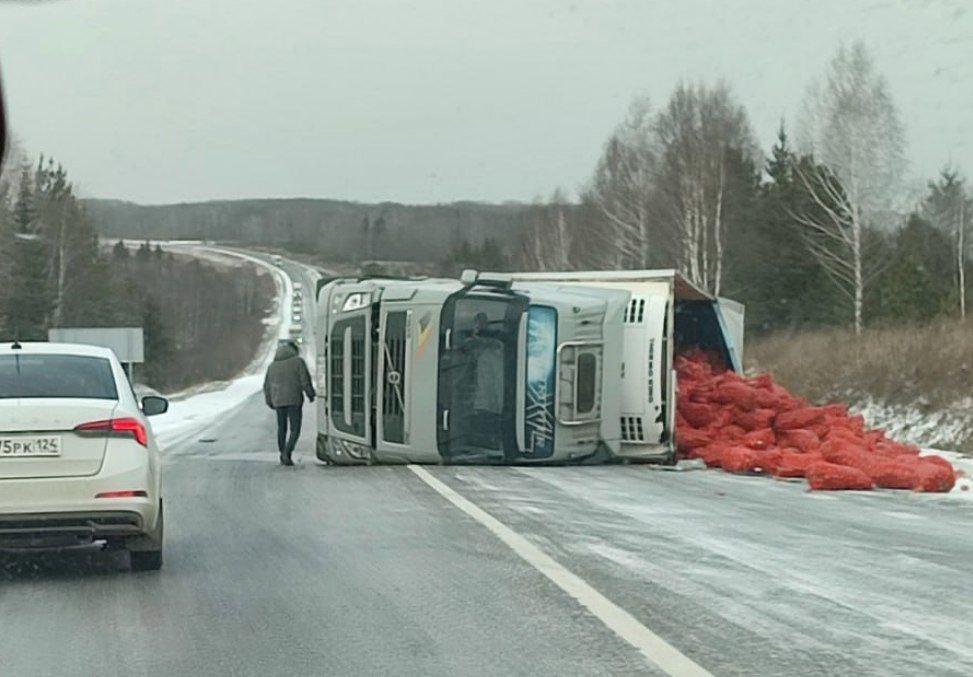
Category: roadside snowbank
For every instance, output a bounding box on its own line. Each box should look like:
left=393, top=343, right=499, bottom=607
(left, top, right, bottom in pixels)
left=852, top=397, right=973, bottom=454
left=150, top=246, right=294, bottom=450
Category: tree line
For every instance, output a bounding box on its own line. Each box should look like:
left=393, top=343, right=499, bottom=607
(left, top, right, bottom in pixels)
left=0, top=159, right=275, bottom=391
left=84, top=197, right=527, bottom=265
left=516, top=42, right=972, bottom=336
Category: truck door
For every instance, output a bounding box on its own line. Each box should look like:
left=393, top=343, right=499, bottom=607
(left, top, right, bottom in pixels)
left=325, top=284, right=375, bottom=461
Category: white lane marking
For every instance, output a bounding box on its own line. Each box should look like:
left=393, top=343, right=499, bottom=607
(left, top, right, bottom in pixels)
left=408, top=465, right=712, bottom=677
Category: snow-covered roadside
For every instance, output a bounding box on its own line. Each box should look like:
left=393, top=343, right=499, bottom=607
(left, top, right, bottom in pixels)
left=840, top=399, right=972, bottom=501
left=149, top=246, right=293, bottom=450
left=852, top=397, right=973, bottom=455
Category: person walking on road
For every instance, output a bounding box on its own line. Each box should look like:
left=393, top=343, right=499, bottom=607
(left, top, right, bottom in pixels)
left=263, top=341, right=315, bottom=466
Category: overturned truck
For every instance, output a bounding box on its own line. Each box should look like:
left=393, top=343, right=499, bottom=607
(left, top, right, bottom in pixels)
left=313, top=269, right=743, bottom=465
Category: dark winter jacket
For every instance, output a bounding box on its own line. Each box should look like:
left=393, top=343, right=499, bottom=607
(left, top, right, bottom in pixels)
left=263, top=344, right=315, bottom=409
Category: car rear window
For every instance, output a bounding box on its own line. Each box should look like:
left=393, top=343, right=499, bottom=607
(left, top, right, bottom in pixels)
left=0, top=354, right=118, bottom=400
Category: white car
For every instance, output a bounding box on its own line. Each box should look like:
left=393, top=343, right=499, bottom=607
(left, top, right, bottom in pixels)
left=0, top=342, right=166, bottom=570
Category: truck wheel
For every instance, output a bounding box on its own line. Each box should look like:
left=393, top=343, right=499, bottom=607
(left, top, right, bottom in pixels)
left=128, top=500, right=163, bottom=572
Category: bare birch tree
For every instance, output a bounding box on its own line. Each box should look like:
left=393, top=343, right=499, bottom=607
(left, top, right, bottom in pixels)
left=653, top=82, right=755, bottom=295
left=588, top=96, right=657, bottom=269
left=520, top=188, right=573, bottom=271
left=795, top=41, right=906, bottom=335
left=924, top=168, right=972, bottom=318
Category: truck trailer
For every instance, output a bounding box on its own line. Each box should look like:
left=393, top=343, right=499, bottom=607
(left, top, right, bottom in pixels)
left=313, top=269, right=742, bottom=465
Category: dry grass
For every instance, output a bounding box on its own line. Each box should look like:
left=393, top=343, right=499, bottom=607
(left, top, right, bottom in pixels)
left=747, top=318, right=973, bottom=410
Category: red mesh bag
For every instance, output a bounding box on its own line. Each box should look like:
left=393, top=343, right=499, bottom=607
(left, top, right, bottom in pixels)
left=719, top=424, right=748, bottom=441
left=806, top=462, right=874, bottom=491
left=807, top=422, right=832, bottom=440
left=773, top=388, right=804, bottom=412
left=748, top=374, right=774, bottom=389
left=920, top=455, right=954, bottom=472
left=777, top=428, right=820, bottom=454
left=825, top=427, right=868, bottom=448
left=873, top=441, right=921, bottom=458
left=867, top=459, right=918, bottom=490
left=743, top=428, right=776, bottom=450
left=689, top=386, right=716, bottom=404
left=714, top=382, right=758, bottom=411
left=752, top=448, right=784, bottom=474
left=695, top=444, right=725, bottom=468
left=863, top=430, right=887, bottom=448
left=914, top=462, right=956, bottom=493
left=681, top=401, right=717, bottom=429
left=677, top=427, right=713, bottom=452
left=773, top=451, right=823, bottom=478
left=819, top=439, right=870, bottom=467
left=753, top=388, right=783, bottom=409
left=821, top=403, right=849, bottom=418
left=674, top=351, right=952, bottom=495
left=775, top=407, right=826, bottom=431
left=720, top=446, right=758, bottom=473
left=827, top=414, right=865, bottom=434
left=732, top=408, right=776, bottom=432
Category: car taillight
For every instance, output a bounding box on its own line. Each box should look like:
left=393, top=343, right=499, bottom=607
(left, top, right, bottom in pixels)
left=74, top=418, right=148, bottom=447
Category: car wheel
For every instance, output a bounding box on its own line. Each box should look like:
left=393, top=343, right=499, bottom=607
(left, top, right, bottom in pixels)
left=128, top=500, right=164, bottom=572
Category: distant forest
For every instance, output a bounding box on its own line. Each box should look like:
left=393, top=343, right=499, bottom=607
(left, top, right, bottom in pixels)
left=84, top=197, right=529, bottom=266
left=0, top=159, right=274, bottom=392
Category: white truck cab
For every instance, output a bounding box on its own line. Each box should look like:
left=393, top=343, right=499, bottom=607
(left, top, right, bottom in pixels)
left=313, top=269, right=742, bottom=465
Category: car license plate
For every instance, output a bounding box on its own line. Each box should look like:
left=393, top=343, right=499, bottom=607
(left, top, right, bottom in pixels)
left=0, top=436, right=62, bottom=457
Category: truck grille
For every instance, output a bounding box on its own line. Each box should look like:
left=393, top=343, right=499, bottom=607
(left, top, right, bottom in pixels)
left=382, top=311, right=408, bottom=443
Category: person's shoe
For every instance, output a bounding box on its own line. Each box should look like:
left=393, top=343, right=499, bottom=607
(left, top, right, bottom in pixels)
left=282, top=452, right=295, bottom=467
left=279, top=452, right=287, bottom=466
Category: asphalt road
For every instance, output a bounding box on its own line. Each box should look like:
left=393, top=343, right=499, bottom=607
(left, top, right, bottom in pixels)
left=2, top=388, right=971, bottom=676
left=2, top=262, right=971, bottom=676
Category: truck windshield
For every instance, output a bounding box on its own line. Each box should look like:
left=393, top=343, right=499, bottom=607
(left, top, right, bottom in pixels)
left=437, top=292, right=525, bottom=461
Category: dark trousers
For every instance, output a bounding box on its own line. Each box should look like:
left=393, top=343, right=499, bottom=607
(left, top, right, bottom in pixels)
left=275, top=405, right=303, bottom=454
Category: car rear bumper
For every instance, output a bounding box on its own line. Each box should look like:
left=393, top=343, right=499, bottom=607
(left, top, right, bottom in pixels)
left=0, top=510, right=143, bottom=548
left=0, top=443, right=159, bottom=547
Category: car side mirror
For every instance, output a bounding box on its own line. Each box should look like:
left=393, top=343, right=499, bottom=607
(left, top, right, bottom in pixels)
left=142, top=395, right=169, bottom=417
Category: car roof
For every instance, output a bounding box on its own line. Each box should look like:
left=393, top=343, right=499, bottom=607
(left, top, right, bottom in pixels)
left=0, top=341, right=119, bottom=360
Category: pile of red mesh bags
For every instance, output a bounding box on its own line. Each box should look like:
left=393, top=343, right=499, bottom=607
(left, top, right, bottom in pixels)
left=675, top=348, right=956, bottom=492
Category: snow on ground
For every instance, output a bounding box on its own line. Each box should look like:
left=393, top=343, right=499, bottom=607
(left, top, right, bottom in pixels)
left=849, top=398, right=973, bottom=500
left=150, top=246, right=294, bottom=450
left=852, top=397, right=973, bottom=454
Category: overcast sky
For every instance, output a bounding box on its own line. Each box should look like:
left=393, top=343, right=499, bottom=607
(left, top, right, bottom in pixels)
left=0, top=0, right=970, bottom=204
